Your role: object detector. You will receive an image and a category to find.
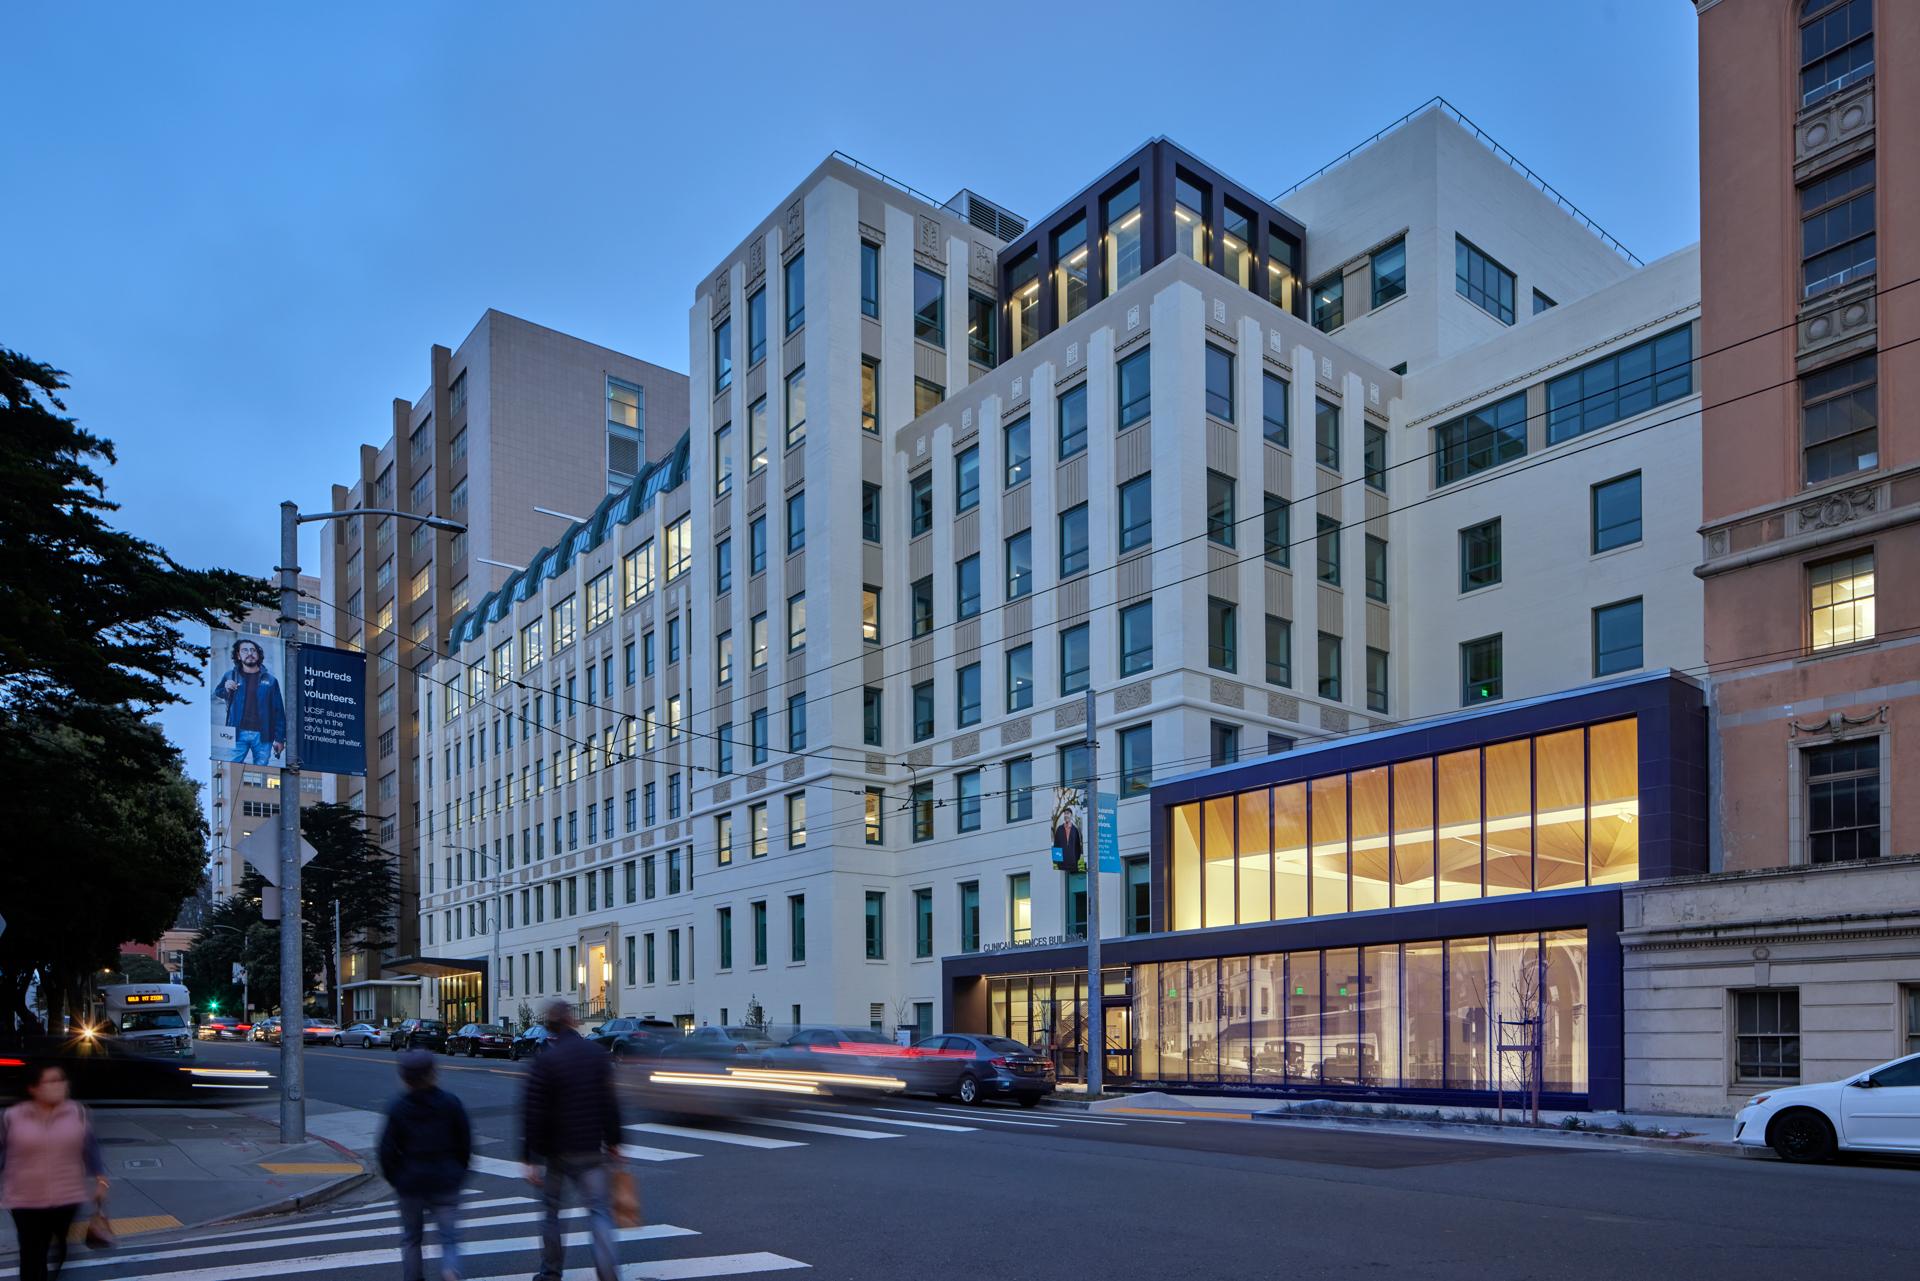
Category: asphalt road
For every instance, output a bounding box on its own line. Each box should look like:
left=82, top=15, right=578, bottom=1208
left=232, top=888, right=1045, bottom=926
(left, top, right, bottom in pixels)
left=101, top=1039, right=1919, bottom=1281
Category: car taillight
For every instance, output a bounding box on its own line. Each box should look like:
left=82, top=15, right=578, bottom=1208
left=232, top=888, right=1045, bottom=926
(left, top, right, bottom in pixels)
left=236, top=1024, right=251, bottom=1031
left=990, top=1057, right=1008, bottom=1067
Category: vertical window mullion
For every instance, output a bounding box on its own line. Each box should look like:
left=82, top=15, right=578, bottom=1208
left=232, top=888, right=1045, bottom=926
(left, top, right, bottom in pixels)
left=1478, top=746, right=1488, bottom=897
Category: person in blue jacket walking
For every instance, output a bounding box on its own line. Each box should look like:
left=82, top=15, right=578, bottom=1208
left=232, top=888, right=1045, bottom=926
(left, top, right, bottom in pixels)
left=378, top=1051, right=472, bottom=1281
left=211, top=637, right=286, bottom=764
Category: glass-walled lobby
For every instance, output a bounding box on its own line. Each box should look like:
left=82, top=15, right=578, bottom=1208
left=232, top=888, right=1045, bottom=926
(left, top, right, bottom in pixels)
left=1167, top=718, right=1639, bottom=929
left=948, top=675, right=1707, bottom=1110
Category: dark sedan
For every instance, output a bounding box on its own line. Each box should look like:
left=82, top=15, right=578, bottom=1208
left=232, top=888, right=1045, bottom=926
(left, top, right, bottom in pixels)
left=906, top=1034, right=1056, bottom=1106
left=656, top=1025, right=776, bottom=1062
left=389, top=1018, right=448, bottom=1053
left=509, top=1025, right=554, bottom=1060
left=446, top=1023, right=513, bottom=1058
left=589, top=1017, right=680, bottom=1059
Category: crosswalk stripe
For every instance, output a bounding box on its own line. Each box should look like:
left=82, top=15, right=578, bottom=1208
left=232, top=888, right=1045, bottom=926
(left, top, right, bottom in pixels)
left=28, top=1226, right=696, bottom=1281
left=467, top=1251, right=809, bottom=1279
left=208, top=1195, right=534, bottom=1240
left=748, top=1116, right=901, bottom=1140
left=797, top=1108, right=973, bottom=1133
left=619, top=1141, right=704, bottom=1162
left=928, top=1106, right=1124, bottom=1127
left=627, top=1121, right=802, bottom=1150
left=880, top=1107, right=1056, bottom=1129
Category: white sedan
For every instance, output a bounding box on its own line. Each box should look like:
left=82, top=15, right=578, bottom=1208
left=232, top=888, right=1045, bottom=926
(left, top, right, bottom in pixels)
left=1733, top=1050, right=1920, bottom=1162
left=334, top=1022, right=391, bottom=1049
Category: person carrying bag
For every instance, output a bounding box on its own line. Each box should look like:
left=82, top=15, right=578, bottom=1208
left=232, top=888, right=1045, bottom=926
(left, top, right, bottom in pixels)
left=1, top=1064, right=110, bottom=1281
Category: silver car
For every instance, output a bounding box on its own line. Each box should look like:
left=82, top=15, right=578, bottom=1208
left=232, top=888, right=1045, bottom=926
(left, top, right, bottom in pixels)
left=334, top=1022, right=391, bottom=1049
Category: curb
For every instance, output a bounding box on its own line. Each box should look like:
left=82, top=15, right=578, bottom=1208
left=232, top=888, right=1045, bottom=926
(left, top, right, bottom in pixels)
left=1247, top=1110, right=1738, bottom=1157
left=203, top=1134, right=377, bottom=1227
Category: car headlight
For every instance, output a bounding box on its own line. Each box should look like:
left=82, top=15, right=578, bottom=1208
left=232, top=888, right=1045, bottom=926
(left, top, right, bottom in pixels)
left=1747, top=1093, right=1772, bottom=1107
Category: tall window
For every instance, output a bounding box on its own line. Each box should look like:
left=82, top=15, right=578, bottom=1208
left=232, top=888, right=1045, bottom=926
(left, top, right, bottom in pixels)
left=1592, top=474, right=1643, bottom=552
left=1117, top=346, right=1151, bottom=429
left=1217, top=202, right=1251, bottom=288
left=1054, top=217, right=1089, bottom=323
left=784, top=366, right=807, bottom=448
left=753, top=901, right=768, bottom=966
left=862, top=586, right=880, bottom=645
left=1006, top=643, right=1033, bottom=711
left=1204, top=345, right=1235, bottom=422
left=1800, top=157, right=1875, bottom=299
left=783, top=252, right=805, bottom=332
left=1265, top=615, right=1291, bottom=687
left=1735, top=989, right=1800, bottom=1083
left=955, top=445, right=980, bottom=513
left=747, top=287, right=767, bottom=364
left=1059, top=504, right=1089, bottom=577
left=1435, top=393, right=1526, bottom=486
left=713, top=316, right=732, bottom=394
left=1316, top=516, right=1340, bottom=585
left=1809, top=551, right=1875, bottom=649
left=1008, top=874, right=1032, bottom=944
left=915, top=378, right=946, bottom=418
left=1460, top=519, right=1502, bottom=591
left=1119, top=600, right=1153, bottom=676
left=1365, top=536, right=1388, bottom=601
left=914, top=266, right=945, bottom=346
left=1455, top=236, right=1515, bottom=324
left=1125, top=859, right=1151, bottom=934
left=1263, top=494, right=1289, bottom=568
left=911, top=576, right=933, bottom=637
left=915, top=889, right=934, bottom=958
left=865, top=788, right=884, bottom=845
left=1207, top=598, right=1237, bottom=672
left=1310, top=274, right=1344, bottom=332
left=1364, top=425, right=1387, bottom=491
left=1058, top=383, right=1088, bottom=459
left=860, top=241, right=880, bottom=319
left=1262, top=372, right=1289, bottom=446
left=1105, top=179, right=1142, bottom=294
left=863, top=687, right=883, bottom=747
left=1807, top=739, right=1880, bottom=863
left=1210, top=721, right=1240, bottom=767
left=786, top=491, right=805, bottom=553
left=861, top=358, right=880, bottom=434
left=787, top=792, right=807, bottom=849
left=968, top=293, right=997, bottom=367
left=747, top=396, right=768, bottom=471
left=1004, top=416, right=1031, bottom=487
left=1366, top=647, right=1389, bottom=714
left=862, top=483, right=881, bottom=542
left=1008, top=252, right=1040, bottom=354
left=912, top=782, right=934, bottom=842
left=713, top=424, right=733, bottom=498
left=789, top=895, right=806, bottom=962
left=1118, top=723, right=1153, bottom=796
left=1461, top=635, right=1503, bottom=704
left=1206, top=471, right=1236, bottom=548
left=865, top=892, right=885, bottom=960
left=1005, top=757, right=1033, bottom=823
left=960, top=882, right=981, bottom=953
left=956, top=771, right=982, bottom=833
left=909, top=471, right=933, bottom=536
left=1370, top=236, right=1406, bottom=306
left=1317, top=632, right=1341, bottom=701
left=717, top=906, right=733, bottom=970
left=1118, top=474, right=1152, bottom=553
left=1173, top=175, right=1206, bottom=263
left=1800, top=0, right=1874, bottom=108
left=913, top=680, right=934, bottom=741
left=1801, top=354, right=1878, bottom=484
left=1060, top=623, right=1090, bottom=695
left=1005, top=529, right=1033, bottom=599
left=1593, top=598, right=1645, bottom=676
left=1314, top=398, right=1340, bottom=469
left=1547, top=327, right=1693, bottom=443
left=749, top=516, right=766, bottom=573
left=956, top=663, right=982, bottom=727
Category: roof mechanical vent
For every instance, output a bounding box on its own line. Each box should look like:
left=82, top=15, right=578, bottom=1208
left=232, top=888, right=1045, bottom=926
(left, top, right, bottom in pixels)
left=947, top=189, right=1026, bottom=242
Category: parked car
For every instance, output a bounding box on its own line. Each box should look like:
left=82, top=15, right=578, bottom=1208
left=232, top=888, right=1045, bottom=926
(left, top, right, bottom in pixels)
left=447, top=1023, right=514, bottom=1058
left=589, top=1018, right=680, bottom=1059
left=251, top=1017, right=280, bottom=1044
left=905, top=1033, right=1056, bottom=1106
left=1733, top=1050, right=1920, bottom=1162
left=657, top=1025, right=777, bottom=1062
left=298, top=1018, right=340, bottom=1046
left=388, top=1018, right=448, bottom=1053
left=334, top=1022, right=388, bottom=1049
left=509, top=1024, right=554, bottom=1061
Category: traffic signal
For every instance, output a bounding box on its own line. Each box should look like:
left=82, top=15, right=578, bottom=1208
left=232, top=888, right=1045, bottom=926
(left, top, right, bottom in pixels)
left=208, top=999, right=221, bottom=1014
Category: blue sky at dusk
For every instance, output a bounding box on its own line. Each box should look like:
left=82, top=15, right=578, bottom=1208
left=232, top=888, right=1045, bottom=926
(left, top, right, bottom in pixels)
left=3, top=1, right=1699, bottom=782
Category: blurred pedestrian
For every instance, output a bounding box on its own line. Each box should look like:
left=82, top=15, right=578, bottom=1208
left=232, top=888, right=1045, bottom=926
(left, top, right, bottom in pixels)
left=520, top=997, right=623, bottom=1281
left=378, top=1050, right=471, bottom=1281
left=0, top=1064, right=108, bottom=1281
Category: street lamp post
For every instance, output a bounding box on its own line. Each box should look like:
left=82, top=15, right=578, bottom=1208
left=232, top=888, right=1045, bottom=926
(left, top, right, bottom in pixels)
left=446, top=844, right=506, bottom=1030
left=276, top=501, right=463, bottom=1143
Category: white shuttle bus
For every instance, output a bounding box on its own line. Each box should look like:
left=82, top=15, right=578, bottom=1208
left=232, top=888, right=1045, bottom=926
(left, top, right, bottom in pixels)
left=97, top=982, right=196, bottom=1059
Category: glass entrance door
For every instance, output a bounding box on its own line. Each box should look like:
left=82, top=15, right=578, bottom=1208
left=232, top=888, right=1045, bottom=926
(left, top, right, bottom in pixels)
left=1103, top=1001, right=1132, bottom=1084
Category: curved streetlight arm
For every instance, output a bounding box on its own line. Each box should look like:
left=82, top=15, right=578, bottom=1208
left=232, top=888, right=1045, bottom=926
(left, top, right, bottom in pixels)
left=297, top=507, right=466, bottom=533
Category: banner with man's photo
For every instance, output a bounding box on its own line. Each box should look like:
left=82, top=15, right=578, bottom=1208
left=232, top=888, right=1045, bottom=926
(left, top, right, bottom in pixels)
left=209, top=628, right=289, bottom=766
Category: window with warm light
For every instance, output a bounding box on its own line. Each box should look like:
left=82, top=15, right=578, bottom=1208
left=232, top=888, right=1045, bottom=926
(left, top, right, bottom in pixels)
left=1809, top=551, right=1874, bottom=650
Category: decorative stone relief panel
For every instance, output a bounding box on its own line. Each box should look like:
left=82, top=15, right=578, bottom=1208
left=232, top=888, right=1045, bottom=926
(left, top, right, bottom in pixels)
left=951, top=731, right=980, bottom=759
left=1268, top=693, right=1300, bottom=722
left=1794, top=80, right=1875, bottom=179
left=1055, top=701, right=1086, bottom=731
left=1797, top=485, right=1878, bottom=533
left=1319, top=706, right=1348, bottom=732
left=1796, top=284, right=1875, bottom=370
left=1001, top=716, right=1032, bottom=745
left=782, top=758, right=804, bottom=780
left=1127, top=305, right=1140, bottom=331
left=1114, top=681, right=1152, bottom=712
left=785, top=200, right=804, bottom=243
left=748, top=238, right=765, bottom=278
left=968, top=242, right=997, bottom=283
left=866, top=754, right=887, bottom=774
left=1210, top=678, right=1245, bottom=708
left=747, top=769, right=767, bottom=793
left=712, top=782, right=732, bottom=803
left=917, top=215, right=943, bottom=258
left=907, top=747, right=933, bottom=768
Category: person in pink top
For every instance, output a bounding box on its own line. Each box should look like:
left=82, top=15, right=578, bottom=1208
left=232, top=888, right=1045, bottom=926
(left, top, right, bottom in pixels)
left=0, top=1064, right=107, bottom=1281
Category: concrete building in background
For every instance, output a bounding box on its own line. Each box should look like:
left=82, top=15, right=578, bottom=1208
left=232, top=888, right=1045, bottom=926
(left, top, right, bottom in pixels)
left=321, top=310, right=688, bottom=1023
left=1622, top=0, right=1920, bottom=1114
left=414, top=102, right=1716, bottom=1103
left=207, top=575, right=326, bottom=902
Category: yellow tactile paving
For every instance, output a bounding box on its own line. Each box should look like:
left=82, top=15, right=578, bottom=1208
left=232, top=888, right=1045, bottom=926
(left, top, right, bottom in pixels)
left=258, top=1160, right=363, bottom=1174
left=66, top=1214, right=182, bottom=1241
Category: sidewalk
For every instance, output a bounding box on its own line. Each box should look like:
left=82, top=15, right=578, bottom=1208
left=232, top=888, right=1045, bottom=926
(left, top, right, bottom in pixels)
left=0, top=1105, right=368, bottom=1256
left=1074, top=1090, right=1741, bottom=1154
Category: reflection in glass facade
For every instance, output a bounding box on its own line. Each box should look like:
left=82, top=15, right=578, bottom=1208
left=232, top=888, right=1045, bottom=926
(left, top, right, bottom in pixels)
left=1132, top=930, right=1589, bottom=1095
left=1170, top=718, right=1639, bottom=928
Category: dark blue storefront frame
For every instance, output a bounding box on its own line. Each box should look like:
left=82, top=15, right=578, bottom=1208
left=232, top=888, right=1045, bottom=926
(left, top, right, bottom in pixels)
left=941, top=674, right=1705, bottom=1112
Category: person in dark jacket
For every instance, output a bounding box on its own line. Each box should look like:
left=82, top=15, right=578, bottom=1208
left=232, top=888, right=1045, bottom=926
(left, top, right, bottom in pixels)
left=378, top=1051, right=471, bottom=1281
left=519, top=998, right=623, bottom=1281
